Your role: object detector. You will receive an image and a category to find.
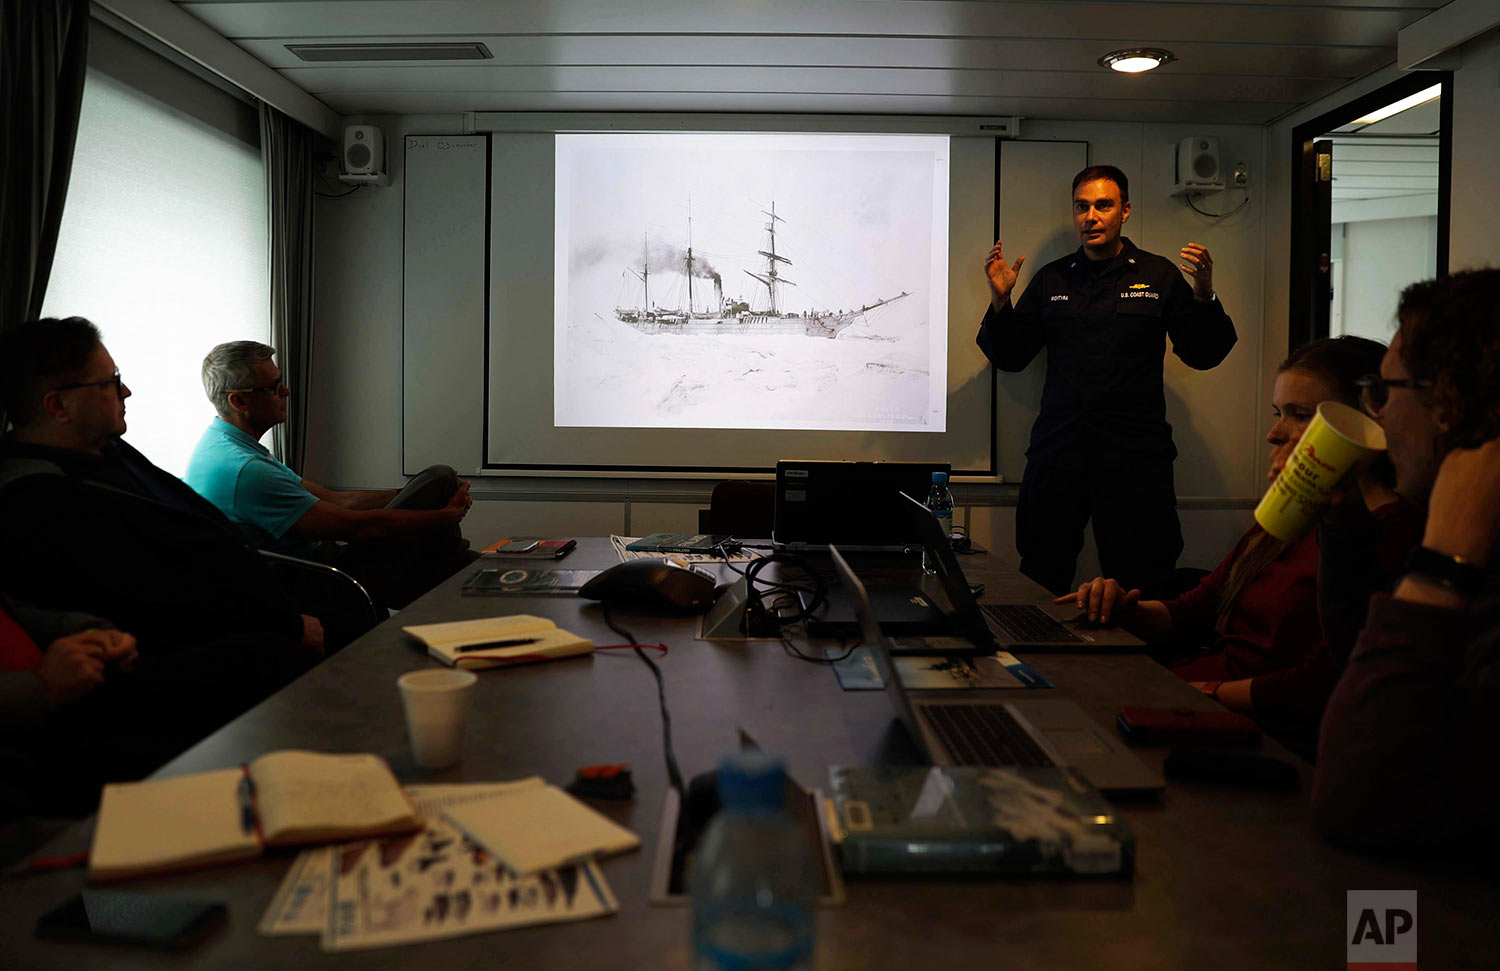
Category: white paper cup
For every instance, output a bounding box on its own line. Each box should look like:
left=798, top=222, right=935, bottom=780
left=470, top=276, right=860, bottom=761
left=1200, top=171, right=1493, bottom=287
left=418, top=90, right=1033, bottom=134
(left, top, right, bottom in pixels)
left=397, top=668, right=477, bottom=768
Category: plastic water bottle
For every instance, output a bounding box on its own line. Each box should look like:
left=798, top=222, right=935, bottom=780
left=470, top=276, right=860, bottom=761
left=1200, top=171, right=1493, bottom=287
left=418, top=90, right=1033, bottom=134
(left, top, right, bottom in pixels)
left=923, top=471, right=954, bottom=574
left=690, top=752, right=817, bottom=971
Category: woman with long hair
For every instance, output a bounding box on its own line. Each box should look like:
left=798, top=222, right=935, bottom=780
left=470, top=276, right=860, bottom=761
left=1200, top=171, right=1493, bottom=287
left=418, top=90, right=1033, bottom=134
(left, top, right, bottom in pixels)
left=1059, top=336, right=1424, bottom=748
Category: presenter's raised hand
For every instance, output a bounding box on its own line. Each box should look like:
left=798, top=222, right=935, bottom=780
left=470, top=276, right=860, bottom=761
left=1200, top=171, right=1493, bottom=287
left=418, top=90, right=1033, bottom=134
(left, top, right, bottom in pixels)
left=985, top=240, right=1025, bottom=310
left=1179, top=243, right=1215, bottom=301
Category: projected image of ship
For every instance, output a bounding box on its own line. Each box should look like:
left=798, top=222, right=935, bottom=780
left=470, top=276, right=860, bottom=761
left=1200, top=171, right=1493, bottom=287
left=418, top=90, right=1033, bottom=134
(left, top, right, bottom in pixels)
left=613, top=200, right=908, bottom=340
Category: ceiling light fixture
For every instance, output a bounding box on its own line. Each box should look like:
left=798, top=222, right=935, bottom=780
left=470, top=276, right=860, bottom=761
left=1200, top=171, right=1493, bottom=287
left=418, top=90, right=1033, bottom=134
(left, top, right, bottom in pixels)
left=1098, top=48, right=1175, bottom=74
left=1351, top=83, right=1442, bottom=125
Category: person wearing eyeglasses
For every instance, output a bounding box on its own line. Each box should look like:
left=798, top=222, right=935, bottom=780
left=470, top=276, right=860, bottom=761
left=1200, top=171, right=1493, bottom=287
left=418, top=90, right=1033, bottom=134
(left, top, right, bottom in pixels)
left=185, top=341, right=475, bottom=610
left=0, top=319, right=321, bottom=754
left=1314, top=268, right=1500, bottom=853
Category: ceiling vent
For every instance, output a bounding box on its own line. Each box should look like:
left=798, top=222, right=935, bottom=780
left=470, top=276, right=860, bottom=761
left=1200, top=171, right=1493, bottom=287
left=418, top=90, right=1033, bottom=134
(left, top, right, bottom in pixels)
left=286, top=42, right=493, bottom=62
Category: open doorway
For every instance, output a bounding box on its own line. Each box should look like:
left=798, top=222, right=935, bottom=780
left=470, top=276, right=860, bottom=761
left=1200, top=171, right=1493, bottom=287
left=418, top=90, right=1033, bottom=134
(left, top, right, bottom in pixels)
left=1289, top=72, right=1452, bottom=351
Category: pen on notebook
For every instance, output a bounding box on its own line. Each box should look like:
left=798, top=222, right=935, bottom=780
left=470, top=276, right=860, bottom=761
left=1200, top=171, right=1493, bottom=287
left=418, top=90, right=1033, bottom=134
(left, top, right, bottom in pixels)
left=237, top=774, right=256, bottom=835
left=454, top=637, right=543, bottom=653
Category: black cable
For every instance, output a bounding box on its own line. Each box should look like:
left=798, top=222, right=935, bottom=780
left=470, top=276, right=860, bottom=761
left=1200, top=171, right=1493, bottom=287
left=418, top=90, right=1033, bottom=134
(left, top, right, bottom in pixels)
left=743, top=553, right=829, bottom=624
left=1186, top=189, right=1250, bottom=218
left=600, top=600, right=684, bottom=795
left=779, top=620, right=860, bottom=665
left=717, top=546, right=827, bottom=608
left=315, top=183, right=363, bottom=199
left=714, top=542, right=749, bottom=577
left=712, top=546, right=852, bottom=662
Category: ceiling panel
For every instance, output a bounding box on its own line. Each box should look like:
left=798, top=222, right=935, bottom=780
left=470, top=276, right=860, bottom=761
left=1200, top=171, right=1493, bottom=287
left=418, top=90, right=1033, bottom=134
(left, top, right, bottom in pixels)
left=180, top=0, right=1427, bottom=48
left=169, top=0, right=1436, bottom=123
left=236, top=35, right=1391, bottom=79
left=313, top=89, right=1300, bottom=123
left=285, top=64, right=1340, bottom=105
left=1329, top=131, right=1440, bottom=201
left=1334, top=160, right=1442, bottom=176
left=1330, top=143, right=1441, bottom=163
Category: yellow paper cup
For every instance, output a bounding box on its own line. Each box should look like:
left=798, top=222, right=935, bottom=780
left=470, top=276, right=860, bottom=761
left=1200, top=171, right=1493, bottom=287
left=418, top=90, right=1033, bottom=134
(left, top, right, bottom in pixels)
left=1253, top=401, right=1386, bottom=543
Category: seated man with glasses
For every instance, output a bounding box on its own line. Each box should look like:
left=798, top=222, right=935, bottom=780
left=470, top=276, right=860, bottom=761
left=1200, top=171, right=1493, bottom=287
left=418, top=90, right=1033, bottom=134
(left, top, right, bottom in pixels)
left=185, top=341, right=475, bottom=610
left=1315, top=268, right=1500, bottom=854
left=0, top=317, right=319, bottom=752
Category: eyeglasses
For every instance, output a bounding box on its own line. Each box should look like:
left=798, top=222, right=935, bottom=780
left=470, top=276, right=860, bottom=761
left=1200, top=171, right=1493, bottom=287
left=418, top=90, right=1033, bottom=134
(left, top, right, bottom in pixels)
left=225, top=380, right=289, bottom=396
left=54, top=369, right=123, bottom=396
left=1356, top=374, right=1433, bottom=417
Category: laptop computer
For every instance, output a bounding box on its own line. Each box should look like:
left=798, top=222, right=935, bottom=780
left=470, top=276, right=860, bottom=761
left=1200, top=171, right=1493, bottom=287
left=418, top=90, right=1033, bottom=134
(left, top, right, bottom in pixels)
left=829, top=545, right=1163, bottom=795
left=772, top=460, right=949, bottom=552
left=800, top=583, right=950, bottom=639
left=895, top=491, right=1145, bottom=653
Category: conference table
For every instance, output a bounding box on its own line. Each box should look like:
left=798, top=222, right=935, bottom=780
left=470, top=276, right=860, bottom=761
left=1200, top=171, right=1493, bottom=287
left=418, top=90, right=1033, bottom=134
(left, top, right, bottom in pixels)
left=3, top=539, right=1496, bottom=969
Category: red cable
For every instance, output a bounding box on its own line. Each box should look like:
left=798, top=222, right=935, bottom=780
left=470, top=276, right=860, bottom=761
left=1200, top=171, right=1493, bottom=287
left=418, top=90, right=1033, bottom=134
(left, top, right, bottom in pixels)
left=594, top=643, right=668, bottom=655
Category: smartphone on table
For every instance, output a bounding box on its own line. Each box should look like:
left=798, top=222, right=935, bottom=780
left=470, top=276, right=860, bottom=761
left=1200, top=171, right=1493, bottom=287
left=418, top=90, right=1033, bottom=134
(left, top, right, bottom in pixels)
left=1115, top=707, right=1261, bottom=746
left=35, top=890, right=226, bottom=949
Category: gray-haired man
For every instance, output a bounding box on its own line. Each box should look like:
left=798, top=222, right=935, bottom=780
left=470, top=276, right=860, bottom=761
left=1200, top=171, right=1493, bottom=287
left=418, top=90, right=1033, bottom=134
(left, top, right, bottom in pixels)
left=185, top=341, right=475, bottom=609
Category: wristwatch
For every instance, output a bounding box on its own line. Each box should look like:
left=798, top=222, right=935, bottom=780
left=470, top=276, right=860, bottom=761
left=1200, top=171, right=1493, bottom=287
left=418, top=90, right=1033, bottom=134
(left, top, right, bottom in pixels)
left=1401, top=546, right=1487, bottom=600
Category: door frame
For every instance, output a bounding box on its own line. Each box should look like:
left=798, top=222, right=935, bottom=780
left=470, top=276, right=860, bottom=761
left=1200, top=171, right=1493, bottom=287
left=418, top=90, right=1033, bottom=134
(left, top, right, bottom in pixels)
left=1288, top=71, right=1453, bottom=352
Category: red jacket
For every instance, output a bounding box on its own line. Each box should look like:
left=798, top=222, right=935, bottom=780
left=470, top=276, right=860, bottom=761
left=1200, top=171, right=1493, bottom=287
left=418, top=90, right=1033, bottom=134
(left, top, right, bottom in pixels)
left=1161, top=500, right=1424, bottom=726
left=0, top=609, right=42, bottom=671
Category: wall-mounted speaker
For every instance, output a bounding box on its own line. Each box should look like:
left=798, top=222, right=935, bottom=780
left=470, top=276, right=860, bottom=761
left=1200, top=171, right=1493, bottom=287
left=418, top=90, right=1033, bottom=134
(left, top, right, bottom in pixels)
left=1174, top=135, right=1224, bottom=194
left=343, top=125, right=384, bottom=176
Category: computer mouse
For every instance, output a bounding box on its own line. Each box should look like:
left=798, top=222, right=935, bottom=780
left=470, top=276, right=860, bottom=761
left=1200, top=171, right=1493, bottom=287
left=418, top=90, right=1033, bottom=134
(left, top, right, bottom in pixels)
left=578, top=559, right=718, bottom=614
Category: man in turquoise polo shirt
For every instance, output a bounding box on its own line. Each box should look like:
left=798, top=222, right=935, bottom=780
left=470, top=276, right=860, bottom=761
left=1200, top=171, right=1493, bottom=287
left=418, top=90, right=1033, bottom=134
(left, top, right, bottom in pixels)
left=185, top=341, right=475, bottom=608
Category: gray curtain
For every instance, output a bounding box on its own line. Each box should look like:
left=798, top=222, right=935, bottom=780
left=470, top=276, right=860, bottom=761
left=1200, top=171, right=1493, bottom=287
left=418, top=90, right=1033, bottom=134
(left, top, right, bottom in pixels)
left=259, top=102, right=316, bottom=473
left=0, top=0, right=89, bottom=428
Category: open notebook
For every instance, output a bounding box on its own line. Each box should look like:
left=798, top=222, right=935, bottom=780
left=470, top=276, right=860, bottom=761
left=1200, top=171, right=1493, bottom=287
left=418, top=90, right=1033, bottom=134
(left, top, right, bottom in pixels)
left=89, top=751, right=421, bottom=883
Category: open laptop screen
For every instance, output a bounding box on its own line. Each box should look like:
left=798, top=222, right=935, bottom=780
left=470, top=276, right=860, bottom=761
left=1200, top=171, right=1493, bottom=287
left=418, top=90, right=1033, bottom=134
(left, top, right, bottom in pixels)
left=894, top=490, right=996, bottom=649
left=773, top=460, right=949, bottom=550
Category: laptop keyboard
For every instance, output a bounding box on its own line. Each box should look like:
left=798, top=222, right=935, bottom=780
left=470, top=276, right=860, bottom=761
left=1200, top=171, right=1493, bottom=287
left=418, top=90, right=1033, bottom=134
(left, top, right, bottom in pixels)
left=919, top=703, right=1056, bottom=768
left=981, top=604, right=1085, bottom=644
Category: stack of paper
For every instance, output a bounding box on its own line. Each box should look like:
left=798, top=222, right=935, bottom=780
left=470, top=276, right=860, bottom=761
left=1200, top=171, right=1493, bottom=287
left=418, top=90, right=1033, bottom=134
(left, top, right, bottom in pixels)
left=442, top=782, right=640, bottom=875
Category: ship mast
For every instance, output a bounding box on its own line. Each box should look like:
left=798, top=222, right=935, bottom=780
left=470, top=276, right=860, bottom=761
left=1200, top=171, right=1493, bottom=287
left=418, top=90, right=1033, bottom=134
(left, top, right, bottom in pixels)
left=745, top=198, right=793, bottom=315
left=685, top=196, right=694, bottom=315
left=625, top=231, right=650, bottom=316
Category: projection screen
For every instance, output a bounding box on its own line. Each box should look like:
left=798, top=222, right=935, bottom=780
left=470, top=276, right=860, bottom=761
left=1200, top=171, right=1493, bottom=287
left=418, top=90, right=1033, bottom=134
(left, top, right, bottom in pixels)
left=483, top=127, right=997, bottom=474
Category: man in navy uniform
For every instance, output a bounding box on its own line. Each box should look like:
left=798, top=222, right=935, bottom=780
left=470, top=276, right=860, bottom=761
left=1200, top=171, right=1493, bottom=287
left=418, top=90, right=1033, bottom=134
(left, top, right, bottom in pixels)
left=977, top=165, right=1236, bottom=598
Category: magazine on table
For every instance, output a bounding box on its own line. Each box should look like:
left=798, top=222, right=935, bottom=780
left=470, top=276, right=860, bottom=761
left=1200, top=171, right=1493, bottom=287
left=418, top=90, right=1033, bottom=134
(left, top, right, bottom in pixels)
left=259, top=781, right=620, bottom=949
left=461, top=567, right=600, bottom=595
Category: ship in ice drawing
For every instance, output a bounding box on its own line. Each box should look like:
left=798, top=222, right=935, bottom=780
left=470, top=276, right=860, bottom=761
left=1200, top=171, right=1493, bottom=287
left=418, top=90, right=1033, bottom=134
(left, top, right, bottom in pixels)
left=613, top=200, right=909, bottom=339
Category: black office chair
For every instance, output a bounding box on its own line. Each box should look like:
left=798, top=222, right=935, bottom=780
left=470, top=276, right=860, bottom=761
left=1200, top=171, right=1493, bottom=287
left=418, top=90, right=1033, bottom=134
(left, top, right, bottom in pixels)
left=258, top=550, right=385, bottom=651
left=697, top=480, right=775, bottom=538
